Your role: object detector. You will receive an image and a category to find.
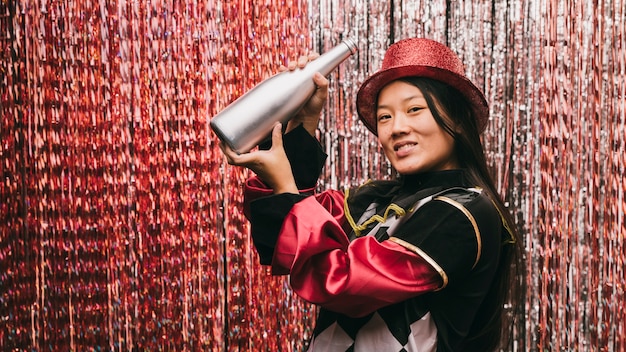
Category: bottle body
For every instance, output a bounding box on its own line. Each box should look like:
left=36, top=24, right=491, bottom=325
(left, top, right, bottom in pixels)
left=210, top=39, right=358, bottom=153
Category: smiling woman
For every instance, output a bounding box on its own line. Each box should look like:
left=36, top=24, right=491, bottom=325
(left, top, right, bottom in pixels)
left=3, top=0, right=625, bottom=350
left=375, top=81, right=459, bottom=175
left=221, top=37, right=524, bottom=351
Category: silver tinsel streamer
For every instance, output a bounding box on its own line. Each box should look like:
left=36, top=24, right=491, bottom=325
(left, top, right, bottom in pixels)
left=1, top=0, right=625, bottom=351
left=308, top=0, right=626, bottom=350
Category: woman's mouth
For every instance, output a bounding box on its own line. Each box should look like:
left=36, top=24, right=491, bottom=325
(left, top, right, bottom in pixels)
left=394, top=143, right=417, bottom=156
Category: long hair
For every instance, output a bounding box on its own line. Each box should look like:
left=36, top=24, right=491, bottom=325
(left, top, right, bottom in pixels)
left=400, top=77, right=525, bottom=350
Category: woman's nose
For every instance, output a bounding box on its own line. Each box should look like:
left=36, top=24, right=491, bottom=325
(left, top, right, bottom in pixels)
left=391, top=114, right=410, bottom=134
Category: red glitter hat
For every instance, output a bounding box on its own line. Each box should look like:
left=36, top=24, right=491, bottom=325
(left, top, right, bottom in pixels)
left=356, top=38, right=489, bottom=135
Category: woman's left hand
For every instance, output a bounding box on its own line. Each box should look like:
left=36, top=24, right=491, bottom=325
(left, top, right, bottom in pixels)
left=220, top=123, right=298, bottom=194
left=280, top=53, right=329, bottom=136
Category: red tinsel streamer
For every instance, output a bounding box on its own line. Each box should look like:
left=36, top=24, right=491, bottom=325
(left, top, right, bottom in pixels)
left=1, top=0, right=626, bottom=351
left=1, top=0, right=313, bottom=350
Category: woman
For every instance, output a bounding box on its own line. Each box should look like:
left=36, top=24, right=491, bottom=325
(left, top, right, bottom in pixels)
left=220, top=38, right=523, bottom=351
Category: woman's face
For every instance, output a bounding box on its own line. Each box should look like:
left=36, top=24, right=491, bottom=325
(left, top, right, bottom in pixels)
left=376, top=80, right=459, bottom=175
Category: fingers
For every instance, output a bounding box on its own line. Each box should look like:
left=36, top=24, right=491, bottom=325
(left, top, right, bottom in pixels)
left=297, top=55, right=310, bottom=68
left=312, top=72, right=329, bottom=92
left=297, top=52, right=319, bottom=68
left=218, top=123, right=284, bottom=166
left=218, top=141, right=237, bottom=164
left=307, top=52, right=320, bottom=61
left=269, top=123, right=284, bottom=151
left=285, top=52, right=320, bottom=71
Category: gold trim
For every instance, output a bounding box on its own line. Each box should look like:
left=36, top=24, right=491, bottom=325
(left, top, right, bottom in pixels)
left=343, top=188, right=358, bottom=234
left=489, top=198, right=517, bottom=244
left=343, top=188, right=407, bottom=237
left=388, top=236, right=449, bottom=289
left=434, top=196, right=482, bottom=269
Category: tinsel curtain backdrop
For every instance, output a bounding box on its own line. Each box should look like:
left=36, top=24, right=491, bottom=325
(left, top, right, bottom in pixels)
left=1, top=0, right=625, bottom=351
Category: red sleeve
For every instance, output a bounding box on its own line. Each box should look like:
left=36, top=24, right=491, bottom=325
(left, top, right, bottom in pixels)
left=272, top=195, right=444, bottom=318
left=243, top=176, right=316, bottom=219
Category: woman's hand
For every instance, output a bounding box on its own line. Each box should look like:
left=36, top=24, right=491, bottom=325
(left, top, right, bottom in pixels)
left=220, top=123, right=298, bottom=194
left=280, top=53, right=329, bottom=136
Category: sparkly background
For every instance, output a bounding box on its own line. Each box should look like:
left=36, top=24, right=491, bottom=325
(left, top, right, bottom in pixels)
left=1, top=0, right=625, bottom=351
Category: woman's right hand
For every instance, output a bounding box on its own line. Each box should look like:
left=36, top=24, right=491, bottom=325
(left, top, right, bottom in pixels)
left=220, top=123, right=298, bottom=195
left=280, top=54, right=329, bottom=136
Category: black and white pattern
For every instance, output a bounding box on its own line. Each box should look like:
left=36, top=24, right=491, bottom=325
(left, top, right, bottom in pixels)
left=307, top=309, right=437, bottom=352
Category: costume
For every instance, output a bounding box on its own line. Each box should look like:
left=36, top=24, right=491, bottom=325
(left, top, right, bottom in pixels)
left=244, top=126, right=505, bottom=351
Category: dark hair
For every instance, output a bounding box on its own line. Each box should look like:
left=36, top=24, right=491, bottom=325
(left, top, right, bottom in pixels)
left=400, top=77, right=525, bottom=350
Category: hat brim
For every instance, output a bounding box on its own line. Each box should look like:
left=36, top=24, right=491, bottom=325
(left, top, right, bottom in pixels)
left=356, top=65, right=489, bottom=135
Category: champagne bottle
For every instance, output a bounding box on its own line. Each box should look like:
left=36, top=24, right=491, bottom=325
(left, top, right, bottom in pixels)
left=210, top=38, right=358, bottom=154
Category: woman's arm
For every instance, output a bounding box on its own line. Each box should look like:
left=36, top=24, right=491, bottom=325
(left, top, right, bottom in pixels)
left=269, top=195, right=446, bottom=318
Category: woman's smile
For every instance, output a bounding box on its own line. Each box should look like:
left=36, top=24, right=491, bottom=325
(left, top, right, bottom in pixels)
left=376, top=80, right=458, bottom=175
left=393, top=141, right=418, bottom=157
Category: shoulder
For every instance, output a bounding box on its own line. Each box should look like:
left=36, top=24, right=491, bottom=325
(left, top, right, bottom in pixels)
left=430, top=187, right=500, bottom=225
left=429, top=187, right=502, bottom=247
left=390, top=187, right=502, bottom=285
left=432, top=187, right=503, bottom=265
left=432, top=187, right=484, bottom=205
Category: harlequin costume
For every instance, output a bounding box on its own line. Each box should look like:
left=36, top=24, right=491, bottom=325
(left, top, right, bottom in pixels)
left=242, top=38, right=513, bottom=351
left=245, top=125, right=509, bottom=351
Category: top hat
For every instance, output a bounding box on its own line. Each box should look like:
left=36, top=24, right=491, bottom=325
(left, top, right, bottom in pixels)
left=356, top=38, right=489, bottom=135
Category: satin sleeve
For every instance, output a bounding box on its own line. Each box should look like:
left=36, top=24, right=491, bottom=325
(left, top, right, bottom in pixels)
left=257, top=123, right=327, bottom=189
left=247, top=187, right=344, bottom=265
left=243, top=123, right=327, bottom=219
left=273, top=196, right=444, bottom=318
left=244, top=124, right=328, bottom=263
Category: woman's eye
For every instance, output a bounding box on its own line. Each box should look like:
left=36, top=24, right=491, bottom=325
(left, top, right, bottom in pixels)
left=378, top=114, right=391, bottom=121
left=409, top=106, right=423, bottom=113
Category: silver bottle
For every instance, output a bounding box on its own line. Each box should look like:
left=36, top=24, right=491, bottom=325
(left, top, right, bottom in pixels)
left=210, top=38, right=358, bottom=154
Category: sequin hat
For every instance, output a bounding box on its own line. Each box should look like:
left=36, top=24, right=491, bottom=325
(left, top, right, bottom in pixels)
left=356, top=38, right=489, bottom=135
